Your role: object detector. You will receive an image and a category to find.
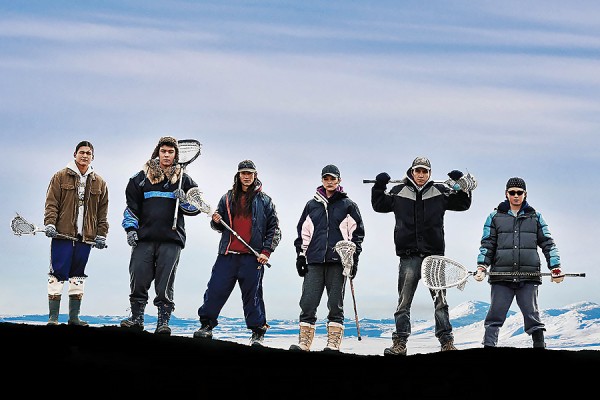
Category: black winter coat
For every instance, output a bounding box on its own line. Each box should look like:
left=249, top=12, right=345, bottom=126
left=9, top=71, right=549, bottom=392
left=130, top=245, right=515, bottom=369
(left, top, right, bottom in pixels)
left=371, top=175, right=471, bottom=257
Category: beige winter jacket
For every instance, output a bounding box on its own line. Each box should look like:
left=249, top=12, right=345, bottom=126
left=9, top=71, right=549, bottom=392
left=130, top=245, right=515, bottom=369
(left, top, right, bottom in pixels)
left=44, top=165, right=109, bottom=242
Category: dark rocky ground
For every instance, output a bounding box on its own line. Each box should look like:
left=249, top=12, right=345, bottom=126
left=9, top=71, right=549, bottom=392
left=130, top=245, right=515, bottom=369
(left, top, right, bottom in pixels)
left=2, top=322, right=597, bottom=397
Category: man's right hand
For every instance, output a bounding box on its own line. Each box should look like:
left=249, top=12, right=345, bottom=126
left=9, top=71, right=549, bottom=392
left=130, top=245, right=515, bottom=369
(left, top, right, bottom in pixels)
left=374, top=172, right=391, bottom=189
left=296, top=255, right=308, bottom=277
left=474, top=265, right=487, bottom=282
left=44, top=225, right=57, bottom=238
left=127, top=231, right=138, bottom=247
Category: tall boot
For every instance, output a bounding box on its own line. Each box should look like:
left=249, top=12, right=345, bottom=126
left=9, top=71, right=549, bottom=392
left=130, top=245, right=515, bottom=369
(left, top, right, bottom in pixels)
left=155, top=304, right=173, bottom=335
left=289, top=322, right=316, bottom=351
left=47, top=295, right=61, bottom=326
left=532, top=329, right=546, bottom=349
left=120, top=302, right=145, bottom=331
left=68, top=295, right=89, bottom=326
left=323, top=322, right=344, bottom=352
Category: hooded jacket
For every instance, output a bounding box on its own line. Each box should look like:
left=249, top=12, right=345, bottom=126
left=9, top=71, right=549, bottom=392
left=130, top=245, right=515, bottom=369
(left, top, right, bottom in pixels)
left=477, top=199, right=560, bottom=284
left=44, top=163, right=109, bottom=242
left=371, top=166, right=471, bottom=257
left=211, top=179, right=281, bottom=256
left=295, top=186, right=365, bottom=265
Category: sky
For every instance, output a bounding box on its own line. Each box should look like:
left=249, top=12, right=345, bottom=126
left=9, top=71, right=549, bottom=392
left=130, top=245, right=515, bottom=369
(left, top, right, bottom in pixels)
left=1, top=1, right=599, bottom=322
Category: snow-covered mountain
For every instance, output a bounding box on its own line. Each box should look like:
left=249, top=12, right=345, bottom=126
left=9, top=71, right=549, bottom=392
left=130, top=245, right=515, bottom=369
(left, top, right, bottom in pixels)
left=3, top=300, right=599, bottom=354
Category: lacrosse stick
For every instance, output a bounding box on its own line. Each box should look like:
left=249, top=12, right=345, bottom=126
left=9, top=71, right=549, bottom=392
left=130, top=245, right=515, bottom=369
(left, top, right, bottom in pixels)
left=172, top=139, right=202, bottom=230
left=10, top=212, right=98, bottom=246
left=421, top=255, right=586, bottom=291
left=334, top=240, right=361, bottom=341
left=363, top=179, right=450, bottom=186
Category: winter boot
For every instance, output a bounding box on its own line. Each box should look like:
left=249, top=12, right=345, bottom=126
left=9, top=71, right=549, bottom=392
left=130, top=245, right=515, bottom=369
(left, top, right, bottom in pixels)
left=155, top=304, right=173, bottom=335
left=120, top=302, right=145, bottom=331
left=67, top=295, right=89, bottom=326
left=47, top=295, right=61, bottom=326
left=441, top=338, right=457, bottom=351
left=250, top=324, right=269, bottom=347
left=384, top=333, right=408, bottom=356
left=289, top=322, right=315, bottom=351
left=193, top=324, right=213, bottom=339
left=323, top=322, right=344, bottom=352
left=532, top=329, right=546, bottom=349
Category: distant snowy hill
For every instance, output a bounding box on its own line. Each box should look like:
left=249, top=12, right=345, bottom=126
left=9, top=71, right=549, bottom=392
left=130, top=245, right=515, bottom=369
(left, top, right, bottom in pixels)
left=3, top=300, right=599, bottom=354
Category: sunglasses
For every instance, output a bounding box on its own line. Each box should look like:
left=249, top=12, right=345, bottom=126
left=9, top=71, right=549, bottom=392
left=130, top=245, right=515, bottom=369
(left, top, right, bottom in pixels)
left=508, top=190, right=525, bottom=196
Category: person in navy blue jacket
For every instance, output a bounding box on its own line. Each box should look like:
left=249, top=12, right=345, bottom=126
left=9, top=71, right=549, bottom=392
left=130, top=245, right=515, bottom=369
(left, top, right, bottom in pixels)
left=193, top=160, right=281, bottom=346
left=120, top=136, right=202, bottom=335
left=289, top=164, right=365, bottom=352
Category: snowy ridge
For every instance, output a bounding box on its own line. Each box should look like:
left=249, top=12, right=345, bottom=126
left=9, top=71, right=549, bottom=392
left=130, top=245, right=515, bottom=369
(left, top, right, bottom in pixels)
left=2, top=301, right=599, bottom=355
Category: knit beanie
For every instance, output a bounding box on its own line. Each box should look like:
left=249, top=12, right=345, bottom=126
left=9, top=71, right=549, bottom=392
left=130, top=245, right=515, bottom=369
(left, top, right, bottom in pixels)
left=506, top=177, right=526, bottom=190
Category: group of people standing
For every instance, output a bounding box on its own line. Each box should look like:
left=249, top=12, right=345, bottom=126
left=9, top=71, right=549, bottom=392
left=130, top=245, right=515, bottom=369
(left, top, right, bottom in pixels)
left=42, top=137, right=566, bottom=355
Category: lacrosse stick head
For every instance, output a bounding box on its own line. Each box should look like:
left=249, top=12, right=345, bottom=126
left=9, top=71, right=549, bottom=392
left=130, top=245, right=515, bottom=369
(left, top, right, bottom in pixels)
left=177, top=139, right=202, bottom=166
left=334, top=240, right=356, bottom=276
left=10, top=213, right=38, bottom=236
left=421, top=255, right=470, bottom=290
left=186, top=187, right=212, bottom=215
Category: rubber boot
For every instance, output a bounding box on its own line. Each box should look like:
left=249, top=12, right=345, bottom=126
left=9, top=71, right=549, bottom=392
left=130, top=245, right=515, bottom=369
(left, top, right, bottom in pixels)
left=48, top=295, right=61, bottom=326
left=68, top=295, right=89, bottom=326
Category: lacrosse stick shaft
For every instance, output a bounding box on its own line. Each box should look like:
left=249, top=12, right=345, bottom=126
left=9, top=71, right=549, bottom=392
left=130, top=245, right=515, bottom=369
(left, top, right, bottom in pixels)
left=219, top=220, right=271, bottom=268
left=172, top=166, right=186, bottom=230
left=350, top=279, right=361, bottom=341
left=486, top=272, right=586, bottom=277
left=362, top=179, right=449, bottom=184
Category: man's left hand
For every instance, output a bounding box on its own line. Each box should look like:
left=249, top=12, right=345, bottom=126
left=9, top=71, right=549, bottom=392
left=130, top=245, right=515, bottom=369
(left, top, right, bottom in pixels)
left=551, top=267, right=565, bottom=283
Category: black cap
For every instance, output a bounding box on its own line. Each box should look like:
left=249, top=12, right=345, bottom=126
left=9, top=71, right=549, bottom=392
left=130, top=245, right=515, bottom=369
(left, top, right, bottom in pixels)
left=506, top=177, right=526, bottom=191
left=238, top=160, right=257, bottom=172
left=321, top=164, right=340, bottom=179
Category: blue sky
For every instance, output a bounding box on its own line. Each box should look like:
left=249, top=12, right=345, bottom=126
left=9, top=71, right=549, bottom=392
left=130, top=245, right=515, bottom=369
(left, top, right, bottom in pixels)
left=1, top=1, right=598, bottom=322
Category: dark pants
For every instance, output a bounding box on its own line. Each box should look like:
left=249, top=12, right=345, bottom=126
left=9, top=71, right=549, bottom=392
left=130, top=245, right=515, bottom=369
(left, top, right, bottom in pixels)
left=298, top=262, right=346, bottom=325
left=198, top=253, right=266, bottom=330
left=127, top=241, right=181, bottom=309
left=49, top=238, right=92, bottom=281
left=483, top=282, right=543, bottom=346
left=393, top=255, right=453, bottom=344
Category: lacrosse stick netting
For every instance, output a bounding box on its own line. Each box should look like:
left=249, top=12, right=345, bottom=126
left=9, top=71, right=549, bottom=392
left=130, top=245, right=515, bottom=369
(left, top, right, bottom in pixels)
left=185, top=187, right=212, bottom=215
left=172, top=139, right=202, bottom=229
left=11, top=213, right=42, bottom=235
left=334, top=240, right=356, bottom=277
left=421, top=256, right=471, bottom=291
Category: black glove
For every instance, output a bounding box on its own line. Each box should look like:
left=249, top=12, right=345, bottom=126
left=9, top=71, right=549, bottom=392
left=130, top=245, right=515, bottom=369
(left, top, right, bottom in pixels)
left=296, top=255, right=308, bottom=277
left=350, top=262, right=358, bottom=279
left=127, top=231, right=138, bottom=247
left=94, top=235, right=107, bottom=249
left=447, top=170, right=464, bottom=180
left=374, top=172, right=391, bottom=189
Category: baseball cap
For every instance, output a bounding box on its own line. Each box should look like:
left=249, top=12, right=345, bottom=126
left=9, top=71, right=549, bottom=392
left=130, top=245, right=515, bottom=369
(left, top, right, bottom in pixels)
left=321, top=164, right=340, bottom=179
left=411, top=156, right=431, bottom=170
left=238, top=160, right=257, bottom=172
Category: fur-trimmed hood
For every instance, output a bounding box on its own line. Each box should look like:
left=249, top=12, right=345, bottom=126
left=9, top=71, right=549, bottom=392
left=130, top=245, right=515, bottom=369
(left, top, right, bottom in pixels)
left=143, top=158, right=182, bottom=185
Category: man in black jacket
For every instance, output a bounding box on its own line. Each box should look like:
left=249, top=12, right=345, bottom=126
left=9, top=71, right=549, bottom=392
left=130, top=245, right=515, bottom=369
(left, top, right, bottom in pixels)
left=475, top=177, right=563, bottom=349
left=371, top=156, right=475, bottom=355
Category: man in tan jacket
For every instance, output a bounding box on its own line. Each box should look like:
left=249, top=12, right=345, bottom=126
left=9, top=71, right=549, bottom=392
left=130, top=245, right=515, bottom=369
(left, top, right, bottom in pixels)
left=44, top=140, right=109, bottom=326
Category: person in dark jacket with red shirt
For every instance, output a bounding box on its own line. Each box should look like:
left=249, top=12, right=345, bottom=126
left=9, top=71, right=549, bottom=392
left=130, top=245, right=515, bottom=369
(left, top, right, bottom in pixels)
left=371, top=156, right=476, bottom=355
left=475, top=177, right=563, bottom=349
left=289, top=164, right=365, bottom=352
left=194, top=160, right=281, bottom=346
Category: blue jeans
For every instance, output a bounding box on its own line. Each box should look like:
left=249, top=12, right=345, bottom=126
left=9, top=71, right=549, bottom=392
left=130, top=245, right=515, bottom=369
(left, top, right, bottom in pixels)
left=482, top=282, right=543, bottom=346
left=393, top=255, right=453, bottom=344
left=298, top=262, right=346, bottom=325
